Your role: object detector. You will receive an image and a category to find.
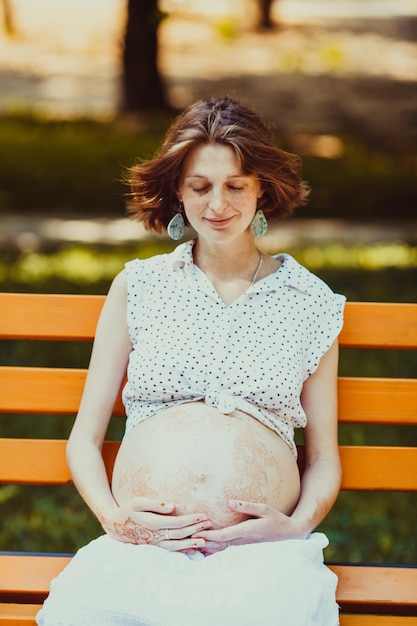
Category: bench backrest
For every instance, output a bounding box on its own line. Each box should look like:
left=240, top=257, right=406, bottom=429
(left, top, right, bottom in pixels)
left=1, top=295, right=416, bottom=488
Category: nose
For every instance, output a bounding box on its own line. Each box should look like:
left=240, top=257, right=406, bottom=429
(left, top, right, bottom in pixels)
left=208, top=187, right=227, bottom=213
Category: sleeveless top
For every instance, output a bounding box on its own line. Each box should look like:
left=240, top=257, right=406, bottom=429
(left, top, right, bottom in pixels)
left=122, top=240, right=346, bottom=458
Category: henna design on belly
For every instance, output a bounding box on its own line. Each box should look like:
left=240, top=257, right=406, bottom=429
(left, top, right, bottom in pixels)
left=114, top=404, right=289, bottom=527
left=117, top=459, right=158, bottom=498
left=157, top=404, right=237, bottom=435
left=223, top=429, right=283, bottom=504
left=124, top=462, right=246, bottom=528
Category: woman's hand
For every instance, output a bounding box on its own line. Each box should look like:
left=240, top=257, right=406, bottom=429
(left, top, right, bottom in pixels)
left=192, top=499, right=308, bottom=555
left=98, top=497, right=212, bottom=552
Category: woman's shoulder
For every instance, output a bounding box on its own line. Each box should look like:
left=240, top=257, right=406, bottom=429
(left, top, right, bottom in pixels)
left=277, top=253, right=344, bottom=301
left=125, top=241, right=193, bottom=278
left=127, top=241, right=190, bottom=267
left=102, top=269, right=128, bottom=313
left=124, top=251, right=169, bottom=277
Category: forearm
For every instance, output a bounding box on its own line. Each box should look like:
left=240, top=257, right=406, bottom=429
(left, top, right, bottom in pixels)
left=65, top=270, right=132, bottom=523
left=292, top=340, right=341, bottom=536
left=291, top=455, right=342, bottom=536
left=66, top=434, right=118, bottom=523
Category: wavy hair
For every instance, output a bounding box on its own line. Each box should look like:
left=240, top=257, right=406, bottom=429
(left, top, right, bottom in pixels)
left=127, top=97, right=309, bottom=233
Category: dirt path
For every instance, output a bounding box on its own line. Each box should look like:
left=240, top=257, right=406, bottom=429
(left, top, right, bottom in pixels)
left=160, top=11, right=417, bottom=149
left=0, top=1, right=416, bottom=148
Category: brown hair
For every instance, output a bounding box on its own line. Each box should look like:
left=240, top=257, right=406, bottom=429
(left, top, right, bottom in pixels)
left=128, top=97, right=309, bottom=233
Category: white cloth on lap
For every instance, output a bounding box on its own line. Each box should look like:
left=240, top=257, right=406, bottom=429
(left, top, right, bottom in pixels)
left=36, top=532, right=339, bottom=626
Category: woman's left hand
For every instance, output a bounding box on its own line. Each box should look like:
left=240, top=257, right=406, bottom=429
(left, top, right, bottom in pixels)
left=192, top=499, right=308, bottom=555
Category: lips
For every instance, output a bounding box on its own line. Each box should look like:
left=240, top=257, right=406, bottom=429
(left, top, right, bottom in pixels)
left=205, top=217, right=234, bottom=228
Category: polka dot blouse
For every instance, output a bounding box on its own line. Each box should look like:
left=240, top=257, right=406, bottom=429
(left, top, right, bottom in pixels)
left=122, top=240, right=346, bottom=458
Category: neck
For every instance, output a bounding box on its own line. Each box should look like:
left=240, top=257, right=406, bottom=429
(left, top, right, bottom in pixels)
left=193, top=238, right=261, bottom=284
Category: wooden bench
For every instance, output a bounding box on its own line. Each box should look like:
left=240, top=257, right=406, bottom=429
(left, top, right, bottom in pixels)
left=0, top=292, right=416, bottom=625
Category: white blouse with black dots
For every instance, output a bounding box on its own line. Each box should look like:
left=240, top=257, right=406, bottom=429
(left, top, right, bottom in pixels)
left=122, top=240, right=346, bottom=458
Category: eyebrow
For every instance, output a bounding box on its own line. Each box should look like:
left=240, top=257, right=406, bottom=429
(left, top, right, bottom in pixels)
left=185, top=174, right=246, bottom=180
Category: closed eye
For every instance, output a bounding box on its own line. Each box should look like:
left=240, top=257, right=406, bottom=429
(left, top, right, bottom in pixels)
left=193, top=186, right=210, bottom=194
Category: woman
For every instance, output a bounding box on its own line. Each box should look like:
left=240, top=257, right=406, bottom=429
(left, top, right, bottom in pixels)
left=37, top=97, right=345, bottom=625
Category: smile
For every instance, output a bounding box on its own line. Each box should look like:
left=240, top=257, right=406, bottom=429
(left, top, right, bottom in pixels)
left=205, top=217, right=234, bottom=228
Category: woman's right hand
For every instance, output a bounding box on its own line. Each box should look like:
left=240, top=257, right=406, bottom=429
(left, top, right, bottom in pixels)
left=97, top=497, right=212, bottom=551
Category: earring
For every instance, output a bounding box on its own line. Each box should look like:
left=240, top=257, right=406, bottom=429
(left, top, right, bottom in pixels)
left=167, top=204, right=185, bottom=240
left=250, top=209, right=268, bottom=237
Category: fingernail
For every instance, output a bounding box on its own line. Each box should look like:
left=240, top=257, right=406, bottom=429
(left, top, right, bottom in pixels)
left=193, top=539, right=205, bottom=548
left=199, top=521, right=211, bottom=530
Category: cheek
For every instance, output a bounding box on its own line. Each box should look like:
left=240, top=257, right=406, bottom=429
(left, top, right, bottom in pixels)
left=240, top=196, right=259, bottom=219
left=182, top=196, right=206, bottom=218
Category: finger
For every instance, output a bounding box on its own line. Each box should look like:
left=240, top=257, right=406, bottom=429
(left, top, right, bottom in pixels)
left=228, top=499, right=272, bottom=517
left=161, top=537, right=206, bottom=552
left=130, top=497, right=176, bottom=514
left=192, top=517, right=256, bottom=543
left=157, top=513, right=211, bottom=531
left=200, top=539, right=232, bottom=555
left=192, top=528, right=237, bottom=542
left=164, top=519, right=211, bottom=541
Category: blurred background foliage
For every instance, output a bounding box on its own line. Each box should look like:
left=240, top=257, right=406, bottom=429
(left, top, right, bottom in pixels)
left=0, top=114, right=416, bottom=219
left=0, top=0, right=416, bottom=567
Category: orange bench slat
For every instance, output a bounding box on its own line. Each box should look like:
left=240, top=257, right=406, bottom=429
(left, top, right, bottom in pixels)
left=0, top=610, right=416, bottom=626
left=339, top=446, right=417, bottom=491
left=0, top=440, right=119, bottom=485
left=340, top=617, right=417, bottom=626
left=338, top=377, right=417, bottom=425
left=339, top=302, right=417, bottom=349
left=1, top=554, right=416, bottom=614
left=0, top=367, right=124, bottom=415
left=0, top=555, right=70, bottom=600
left=330, top=564, right=417, bottom=611
left=2, top=368, right=416, bottom=426
left=0, top=608, right=415, bottom=626
left=0, top=293, right=104, bottom=341
left=2, top=295, right=417, bottom=348
left=1, top=440, right=416, bottom=491
left=0, top=603, right=42, bottom=625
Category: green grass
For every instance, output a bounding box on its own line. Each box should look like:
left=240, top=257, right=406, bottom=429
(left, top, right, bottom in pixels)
left=1, top=241, right=416, bottom=294
left=0, top=113, right=416, bottom=219
left=0, top=114, right=168, bottom=215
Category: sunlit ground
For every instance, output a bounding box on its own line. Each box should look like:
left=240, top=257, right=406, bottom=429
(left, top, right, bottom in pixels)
left=1, top=241, right=416, bottom=291
left=0, top=0, right=416, bottom=118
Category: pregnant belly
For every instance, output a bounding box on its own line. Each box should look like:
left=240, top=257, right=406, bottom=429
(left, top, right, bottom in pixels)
left=112, top=402, right=301, bottom=529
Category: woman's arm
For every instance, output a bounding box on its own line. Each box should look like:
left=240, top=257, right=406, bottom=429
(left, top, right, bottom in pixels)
left=289, top=338, right=342, bottom=535
left=66, top=270, right=133, bottom=520
left=67, top=271, right=211, bottom=549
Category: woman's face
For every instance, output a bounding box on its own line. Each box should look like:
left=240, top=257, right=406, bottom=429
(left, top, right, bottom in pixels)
left=177, top=143, right=263, bottom=245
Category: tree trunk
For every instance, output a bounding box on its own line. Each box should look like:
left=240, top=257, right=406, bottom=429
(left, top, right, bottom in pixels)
left=120, top=0, right=168, bottom=114
left=257, top=0, right=274, bottom=29
left=2, top=0, right=15, bottom=36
